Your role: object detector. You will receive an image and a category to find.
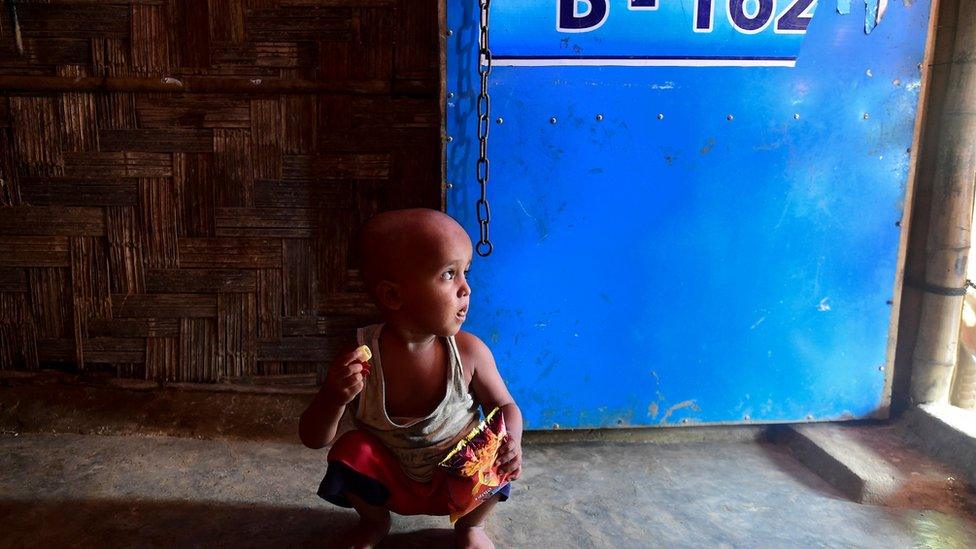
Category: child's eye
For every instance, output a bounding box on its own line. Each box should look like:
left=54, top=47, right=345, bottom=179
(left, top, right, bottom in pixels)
left=441, top=270, right=455, bottom=280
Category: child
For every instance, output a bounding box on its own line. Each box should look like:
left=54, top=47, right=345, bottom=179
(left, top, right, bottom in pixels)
left=299, top=208, right=523, bottom=549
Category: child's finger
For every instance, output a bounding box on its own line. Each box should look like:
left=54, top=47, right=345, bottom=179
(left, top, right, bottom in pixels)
left=496, top=448, right=516, bottom=463
left=500, top=441, right=518, bottom=458
left=327, top=362, right=361, bottom=385
left=337, top=362, right=364, bottom=379
left=500, top=456, right=521, bottom=473
left=341, top=372, right=363, bottom=389
left=495, top=448, right=519, bottom=467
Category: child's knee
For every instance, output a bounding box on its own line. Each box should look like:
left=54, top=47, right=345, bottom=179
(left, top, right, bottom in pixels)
left=327, top=429, right=384, bottom=460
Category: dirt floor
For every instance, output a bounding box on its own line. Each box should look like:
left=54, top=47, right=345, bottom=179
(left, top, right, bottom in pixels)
left=2, top=432, right=976, bottom=548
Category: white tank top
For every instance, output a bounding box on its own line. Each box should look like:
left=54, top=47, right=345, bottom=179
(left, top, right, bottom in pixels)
left=350, top=323, right=481, bottom=482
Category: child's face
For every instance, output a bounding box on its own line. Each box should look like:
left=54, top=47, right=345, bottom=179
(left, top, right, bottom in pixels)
left=397, top=228, right=473, bottom=337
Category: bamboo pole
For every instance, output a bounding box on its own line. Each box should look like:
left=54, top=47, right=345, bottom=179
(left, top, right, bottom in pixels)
left=951, top=342, right=976, bottom=407
left=0, top=75, right=391, bottom=96
left=910, top=0, right=976, bottom=404
left=950, top=287, right=976, bottom=407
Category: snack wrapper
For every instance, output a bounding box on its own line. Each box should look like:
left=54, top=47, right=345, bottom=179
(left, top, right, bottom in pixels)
left=438, top=407, right=512, bottom=522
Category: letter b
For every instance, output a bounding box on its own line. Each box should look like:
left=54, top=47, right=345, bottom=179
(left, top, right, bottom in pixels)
left=558, top=0, right=609, bottom=32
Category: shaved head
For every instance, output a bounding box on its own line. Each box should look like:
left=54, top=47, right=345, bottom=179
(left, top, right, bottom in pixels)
left=358, top=209, right=470, bottom=298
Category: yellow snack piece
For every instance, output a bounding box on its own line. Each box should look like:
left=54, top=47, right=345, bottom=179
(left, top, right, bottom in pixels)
left=356, top=344, right=372, bottom=363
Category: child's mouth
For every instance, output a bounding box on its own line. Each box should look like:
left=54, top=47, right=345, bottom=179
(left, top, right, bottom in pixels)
left=456, top=307, right=468, bottom=319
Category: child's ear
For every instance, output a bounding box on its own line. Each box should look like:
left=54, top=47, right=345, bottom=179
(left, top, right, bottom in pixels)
left=375, top=280, right=402, bottom=310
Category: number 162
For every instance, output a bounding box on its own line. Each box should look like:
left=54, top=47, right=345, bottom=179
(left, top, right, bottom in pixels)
left=694, top=0, right=816, bottom=35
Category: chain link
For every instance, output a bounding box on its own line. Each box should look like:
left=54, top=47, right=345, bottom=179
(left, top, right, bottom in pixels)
left=476, top=0, right=493, bottom=256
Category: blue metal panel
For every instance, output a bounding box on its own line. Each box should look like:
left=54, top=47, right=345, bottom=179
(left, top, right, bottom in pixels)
left=446, top=1, right=931, bottom=428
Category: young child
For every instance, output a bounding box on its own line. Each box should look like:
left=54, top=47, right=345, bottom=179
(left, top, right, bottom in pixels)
left=299, top=208, right=523, bottom=549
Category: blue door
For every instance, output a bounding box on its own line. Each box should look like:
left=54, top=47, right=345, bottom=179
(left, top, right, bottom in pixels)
left=446, top=0, right=932, bottom=429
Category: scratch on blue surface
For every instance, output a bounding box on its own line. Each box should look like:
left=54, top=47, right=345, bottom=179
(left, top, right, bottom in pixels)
left=515, top=198, right=537, bottom=221
left=865, top=0, right=889, bottom=34
left=837, top=0, right=851, bottom=15
left=515, top=198, right=550, bottom=242
left=659, top=400, right=700, bottom=424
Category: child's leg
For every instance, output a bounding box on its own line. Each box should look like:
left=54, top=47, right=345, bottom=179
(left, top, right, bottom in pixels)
left=335, top=492, right=391, bottom=549
left=453, top=492, right=502, bottom=549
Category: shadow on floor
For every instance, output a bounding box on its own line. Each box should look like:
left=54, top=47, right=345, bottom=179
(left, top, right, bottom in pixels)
left=0, top=497, right=454, bottom=549
left=380, top=528, right=455, bottom=548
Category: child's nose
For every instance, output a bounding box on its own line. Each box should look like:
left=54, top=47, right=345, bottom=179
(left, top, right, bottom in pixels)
left=458, top=279, right=470, bottom=297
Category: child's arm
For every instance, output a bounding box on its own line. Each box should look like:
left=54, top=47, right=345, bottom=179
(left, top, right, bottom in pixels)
left=458, top=332, right=524, bottom=479
left=298, top=345, right=370, bottom=449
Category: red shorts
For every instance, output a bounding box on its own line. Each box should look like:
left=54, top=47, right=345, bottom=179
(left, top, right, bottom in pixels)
left=317, top=429, right=511, bottom=517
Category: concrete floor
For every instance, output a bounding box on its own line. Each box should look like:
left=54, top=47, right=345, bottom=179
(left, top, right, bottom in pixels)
left=2, top=433, right=975, bottom=548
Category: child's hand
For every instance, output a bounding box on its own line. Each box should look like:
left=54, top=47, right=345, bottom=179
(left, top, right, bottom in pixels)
left=495, top=434, right=522, bottom=480
left=323, top=346, right=371, bottom=406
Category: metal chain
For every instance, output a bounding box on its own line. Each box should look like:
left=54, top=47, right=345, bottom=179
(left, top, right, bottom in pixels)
left=476, top=0, right=493, bottom=256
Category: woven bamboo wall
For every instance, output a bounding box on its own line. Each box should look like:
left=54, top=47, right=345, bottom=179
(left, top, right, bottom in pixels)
left=0, top=0, right=442, bottom=386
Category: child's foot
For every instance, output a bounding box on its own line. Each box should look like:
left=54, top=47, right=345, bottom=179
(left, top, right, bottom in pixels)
left=335, top=516, right=391, bottom=549
left=454, top=525, right=495, bottom=549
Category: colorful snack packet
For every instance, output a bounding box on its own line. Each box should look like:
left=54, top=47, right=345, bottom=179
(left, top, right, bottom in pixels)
left=438, top=407, right=511, bottom=522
